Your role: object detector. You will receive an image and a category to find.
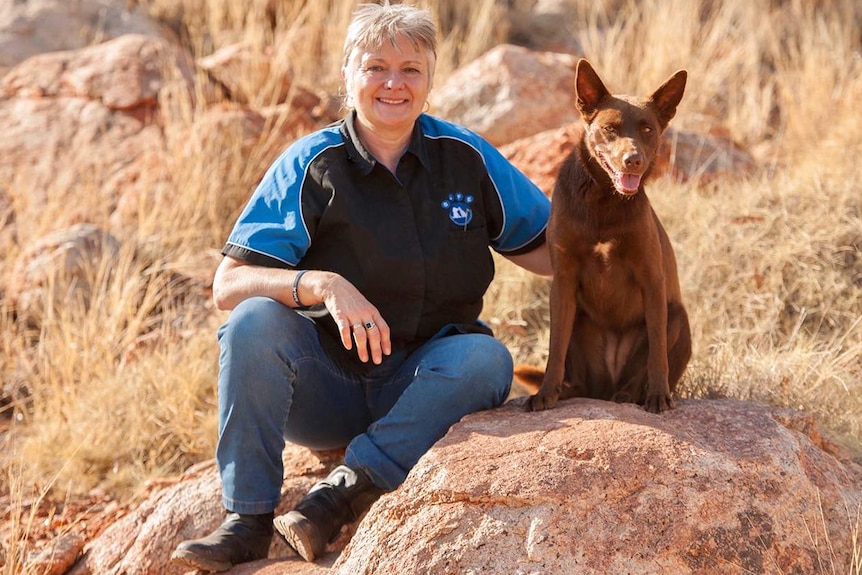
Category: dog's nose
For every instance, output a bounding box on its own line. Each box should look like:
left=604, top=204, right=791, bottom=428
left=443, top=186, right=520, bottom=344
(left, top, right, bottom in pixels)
left=623, top=152, right=643, bottom=170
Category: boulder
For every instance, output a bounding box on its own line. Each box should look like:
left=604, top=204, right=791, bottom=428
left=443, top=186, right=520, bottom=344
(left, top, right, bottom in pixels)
left=188, top=101, right=323, bottom=158
left=0, top=0, right=170, bottom=77
left=7, top=224, right=121, bottom=325
left=68, top=445, right=343, bottom=575
left=0, top=96, right=167, bottom=219
left=0, top=34, right=194, bottom=223
left=197, top=42, right=323, bottom=109
left=5, top=224, right=206, bottom=335
left=431, top=44, right=579, bottom=146
left=501, top=123, right=583, bottom=195
left=1, top=33, right=194, bottom=112
left=335, top=399, right=861, bottom=574
left=24, top=533, right=86, bottom=575
left=658, top=127, right=757, bottom=185
left=0, top=33, right=332, bottom=232
left=507, top=0, right=584, bottom=54
left=501, top=122, right=757, bottom=196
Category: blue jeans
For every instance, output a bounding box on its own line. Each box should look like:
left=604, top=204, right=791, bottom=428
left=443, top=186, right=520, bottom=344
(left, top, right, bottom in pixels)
left=215, top=297, right=513, bottom=514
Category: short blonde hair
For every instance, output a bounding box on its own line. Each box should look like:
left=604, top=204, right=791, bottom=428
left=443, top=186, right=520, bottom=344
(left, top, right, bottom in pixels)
left=342, top=2, right=438, bottom=75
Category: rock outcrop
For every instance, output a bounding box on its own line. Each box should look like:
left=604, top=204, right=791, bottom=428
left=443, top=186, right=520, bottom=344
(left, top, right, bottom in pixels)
left=7, top=224, right=121, bottom=325
left=431, top=44, right=579, bottom=146
left=67, top=399, right=861, bottom=575
left=336, top=398, right=861, bottom=574
left=0, top=0, right=170, bottom=76
left=0, top=34, right=193, bottom=223
left=69, top=445, right=344, bottom=575
left=0, top=32, right=332, bottom=234
left=501, top=123, right=757, bottom=197
left=197, top=42, right=324, bottom=109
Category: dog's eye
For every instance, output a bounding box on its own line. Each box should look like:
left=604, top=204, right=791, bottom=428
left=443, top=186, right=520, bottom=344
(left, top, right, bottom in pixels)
left=603, top=125, right=616, bottom=134
left=641, top=126, right=654, bottom=134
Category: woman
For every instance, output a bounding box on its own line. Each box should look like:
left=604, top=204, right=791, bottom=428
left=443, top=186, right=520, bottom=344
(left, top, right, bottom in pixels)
left=171, top=2, right=551, bottom=571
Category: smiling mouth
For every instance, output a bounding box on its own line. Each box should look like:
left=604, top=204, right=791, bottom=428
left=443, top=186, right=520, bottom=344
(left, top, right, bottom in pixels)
left=597, top=154, right=642, bottom=195
left=378, top=97, right=408, bottom=105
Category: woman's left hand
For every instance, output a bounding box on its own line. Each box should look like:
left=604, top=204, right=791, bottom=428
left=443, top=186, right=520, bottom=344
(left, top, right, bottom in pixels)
left=308, top=271, right=392, bottom=364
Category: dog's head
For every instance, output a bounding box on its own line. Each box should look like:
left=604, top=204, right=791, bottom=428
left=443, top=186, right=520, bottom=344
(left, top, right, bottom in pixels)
left=575, top=59, right=687, bottom=196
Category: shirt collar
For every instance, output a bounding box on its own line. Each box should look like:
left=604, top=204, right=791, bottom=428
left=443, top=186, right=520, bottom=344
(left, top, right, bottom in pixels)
left=341, top=111, right=432, bottom=175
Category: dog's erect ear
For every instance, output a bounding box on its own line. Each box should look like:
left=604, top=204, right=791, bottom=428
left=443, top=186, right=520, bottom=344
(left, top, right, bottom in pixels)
left=575, top=59, right=610, bottom=120
left=649, top=70, right=687, bottom=129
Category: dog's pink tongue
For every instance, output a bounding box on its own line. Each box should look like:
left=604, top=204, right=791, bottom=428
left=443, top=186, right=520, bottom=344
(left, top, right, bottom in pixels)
left=620, top=173, right=641, bottom=192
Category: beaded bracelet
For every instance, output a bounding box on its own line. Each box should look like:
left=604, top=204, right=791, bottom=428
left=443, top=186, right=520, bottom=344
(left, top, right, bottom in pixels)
left=292, top=270, right=308, bottom=307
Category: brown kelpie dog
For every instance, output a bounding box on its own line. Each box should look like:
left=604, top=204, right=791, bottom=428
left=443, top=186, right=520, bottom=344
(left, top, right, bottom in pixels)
left=518, top=59, right=691, bottom=413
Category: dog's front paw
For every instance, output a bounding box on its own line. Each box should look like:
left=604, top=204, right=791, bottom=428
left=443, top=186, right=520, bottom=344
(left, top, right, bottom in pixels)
left=643, top=393, right=675, bottom=413
left=527, top=388, right=560, bottom=411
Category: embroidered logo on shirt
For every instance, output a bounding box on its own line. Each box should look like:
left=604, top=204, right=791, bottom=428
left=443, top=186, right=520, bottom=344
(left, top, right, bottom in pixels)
left=441, top=193, right=474, bottom=228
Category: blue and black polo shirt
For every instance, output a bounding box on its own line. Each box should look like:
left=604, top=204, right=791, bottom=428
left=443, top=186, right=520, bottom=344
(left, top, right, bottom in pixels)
left=223, top=112, right=550, bottom=368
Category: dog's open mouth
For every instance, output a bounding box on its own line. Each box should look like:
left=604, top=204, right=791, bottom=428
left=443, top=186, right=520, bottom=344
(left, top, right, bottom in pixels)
left=598, top=154, right=642, bottom=195
left=617, top=172, right=641, bottom=193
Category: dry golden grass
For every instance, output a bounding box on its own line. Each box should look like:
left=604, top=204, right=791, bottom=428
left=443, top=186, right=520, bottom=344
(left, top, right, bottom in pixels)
left=1, top=0, right=860, bottom=572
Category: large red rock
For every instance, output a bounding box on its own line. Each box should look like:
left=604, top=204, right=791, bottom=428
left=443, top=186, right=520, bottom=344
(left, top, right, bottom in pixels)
left=502, top=122, right=757, bottom=196
left=0, top=34, right=194, bottom=225
left=501, top=123, right=583, bottom=195
left=197, top=42, right=325, bottom=110
left=1, top=33, right=194, bottom=111
left=68, top=445, right=343, bottom=575
left=0, top=33, right=332, bottom=232
left=7, top=224, right=121, bottom=325
left=335, top=399, right=861, bottom=574
left=0, top=0, right=170, bottom=76
left=431, top=44, right=579, bottom=146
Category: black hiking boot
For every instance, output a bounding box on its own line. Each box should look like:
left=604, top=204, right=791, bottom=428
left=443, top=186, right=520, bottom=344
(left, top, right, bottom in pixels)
left=170, top=511, right=274, bottom=572
left=273, top=464, right=384, bottom=562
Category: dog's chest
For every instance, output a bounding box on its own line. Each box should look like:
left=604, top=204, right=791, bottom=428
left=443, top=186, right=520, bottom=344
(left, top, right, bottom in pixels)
left=582, top=238, right=630, bottom=296
left=579, top=237, right=642, bottom=323
left=591, top=239, right=616, bottom=269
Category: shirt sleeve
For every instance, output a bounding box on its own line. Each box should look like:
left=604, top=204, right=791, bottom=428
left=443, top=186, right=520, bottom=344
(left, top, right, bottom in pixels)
left=476, top=137, right=551, bottom=255
left=222, top=130, right=340, bottom=267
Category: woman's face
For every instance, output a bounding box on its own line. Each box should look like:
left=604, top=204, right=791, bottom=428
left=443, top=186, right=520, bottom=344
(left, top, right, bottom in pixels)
left=344, top=34, right=433, bottom=136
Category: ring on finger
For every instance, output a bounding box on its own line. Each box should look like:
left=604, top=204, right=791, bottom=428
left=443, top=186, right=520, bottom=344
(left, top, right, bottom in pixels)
left=364, top=321, right=376, bottom=330
left=352, top=323, right=364, bottom=331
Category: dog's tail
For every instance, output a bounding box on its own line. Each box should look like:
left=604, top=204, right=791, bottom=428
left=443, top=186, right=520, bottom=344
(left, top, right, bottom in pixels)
left=510, top=364, right=544, bottom=397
